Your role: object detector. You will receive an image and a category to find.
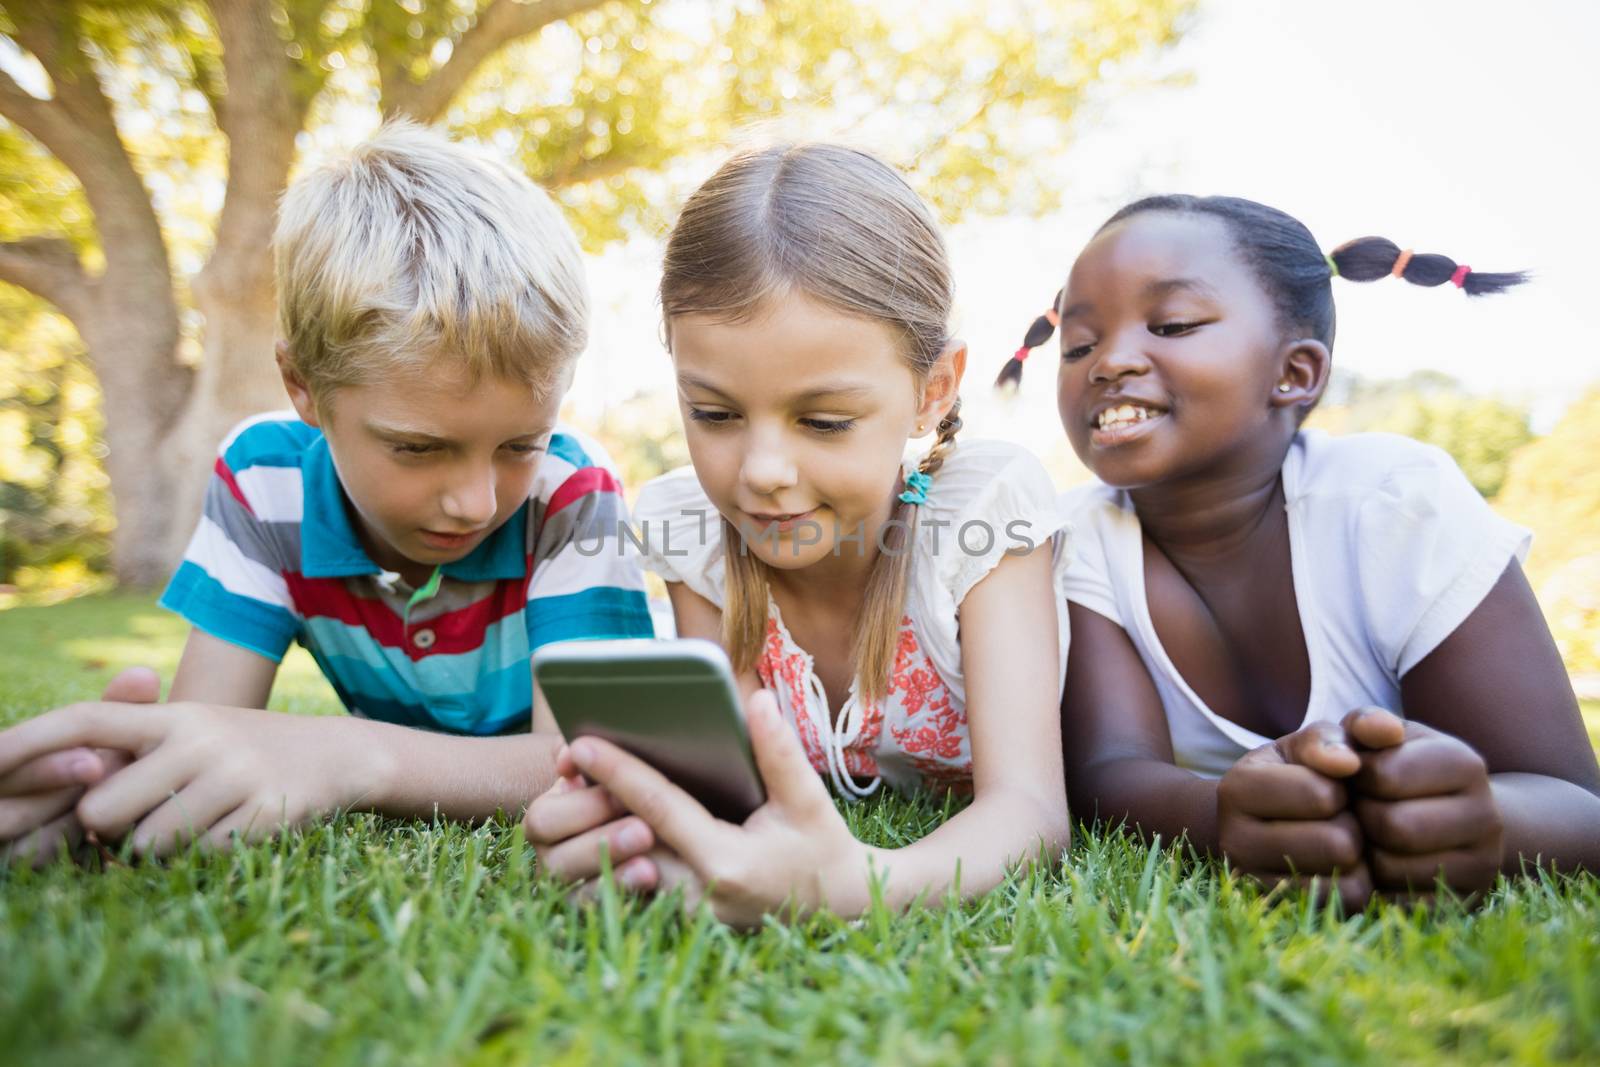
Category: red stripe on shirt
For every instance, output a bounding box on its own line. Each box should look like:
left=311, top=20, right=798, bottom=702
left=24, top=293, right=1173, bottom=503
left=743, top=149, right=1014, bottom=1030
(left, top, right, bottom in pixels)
left=282, top=571, right=526, bottom=659
left=214, top=458, right=255, bottom=516
left=546, top=466, right=620, bottom=517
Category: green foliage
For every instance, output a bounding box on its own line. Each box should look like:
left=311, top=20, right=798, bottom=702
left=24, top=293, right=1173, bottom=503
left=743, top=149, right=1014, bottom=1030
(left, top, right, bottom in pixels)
left=0, top=287, right=112, bottom=601
left=2, top=599, right=1600, bottom=1065
left=1496, top=390, right=1600, bottom=673
left=1311, top=371, right=1533, bottom=498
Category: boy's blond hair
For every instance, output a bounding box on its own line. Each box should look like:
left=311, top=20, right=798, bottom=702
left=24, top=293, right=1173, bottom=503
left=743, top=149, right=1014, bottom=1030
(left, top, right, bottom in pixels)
left=274, top=120, right=588, bottom=401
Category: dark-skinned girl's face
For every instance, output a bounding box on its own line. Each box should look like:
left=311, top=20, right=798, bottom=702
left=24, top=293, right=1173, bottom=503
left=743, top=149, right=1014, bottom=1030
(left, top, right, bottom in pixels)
left=1055, top=211, right=1310, bottom=490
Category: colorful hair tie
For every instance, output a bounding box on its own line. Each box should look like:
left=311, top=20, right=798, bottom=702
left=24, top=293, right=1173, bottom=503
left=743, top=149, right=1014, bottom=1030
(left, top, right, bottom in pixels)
left=1391, top=249, right=1414, bottom=278
left=898, top=469, right=932, bottom=506
left=1450, top=264, right=1471, bottom=288
left=1324, top=252, right=1339, bottom=278
left=1012, top=345, right=1032, bottom=363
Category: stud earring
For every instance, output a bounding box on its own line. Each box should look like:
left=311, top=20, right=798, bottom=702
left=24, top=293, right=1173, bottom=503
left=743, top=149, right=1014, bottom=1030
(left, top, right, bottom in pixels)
left=1276, top=383, right=1292, bottom=393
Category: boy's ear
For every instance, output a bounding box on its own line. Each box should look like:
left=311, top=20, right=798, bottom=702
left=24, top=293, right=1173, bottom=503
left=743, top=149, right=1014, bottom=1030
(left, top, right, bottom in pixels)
left=1271, top=338, right=1330, bottom=413
left=276, top=341, right=321, bottom=428
left=914, top=339, right=967, bottom=435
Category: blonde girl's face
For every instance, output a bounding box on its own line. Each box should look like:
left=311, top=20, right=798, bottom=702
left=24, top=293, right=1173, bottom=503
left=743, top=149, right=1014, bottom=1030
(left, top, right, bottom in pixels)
left=670, top=294, right=956, bottom=572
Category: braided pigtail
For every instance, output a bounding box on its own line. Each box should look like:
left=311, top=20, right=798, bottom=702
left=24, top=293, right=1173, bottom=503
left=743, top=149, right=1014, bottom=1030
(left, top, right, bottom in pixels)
left=1327, top=237, right=1529, bottom=296
left=852, top=399, right=963, bottom=702
left=994, top=289, right=1064, bottom=391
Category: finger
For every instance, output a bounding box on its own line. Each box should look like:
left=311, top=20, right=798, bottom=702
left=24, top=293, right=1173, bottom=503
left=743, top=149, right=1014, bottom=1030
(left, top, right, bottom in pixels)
left=536, top=815, right=657, bottom=883
left=2, top=810, right=85, bottom=869
left=76, top=748, right=196, bottom=841
left=0, top=704, right=166, bottom=776
left=1354, top=792, right=1501, bottom=855
left=1278, top=721, right=1360, bottom=778
left=1369, top=846, right=1501, bottom=894
left=1341, top=707, right=1405, bottom=750
left=1354, top=733, right=1488, bottom=801
left=100, top=666, right=162, bottom=704
left=0, top=749, right=108, bottom=795
left=567, top=736, right=729, bottom=865
left=521, top=782, right=627, bottom=845
left=1221, top=811, right=1364, bottom=875
left=200, top=804, right=261, bottom=851
left=129, top=781, right=241, bottom=858
left=1219, top=761, right=1348, bottom=820
left=0, top=787, right=83, bottom=841
left=1269, top=863, right=1375, bottom=913
left=745, top=689, right=830, bottom=814
left=553, top=745, right=583, bottom=781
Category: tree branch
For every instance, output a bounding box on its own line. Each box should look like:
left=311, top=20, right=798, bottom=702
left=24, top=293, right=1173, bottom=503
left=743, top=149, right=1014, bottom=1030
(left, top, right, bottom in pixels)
left=544, top=148, right=642, bottom=188
left=0, top=237, right=91, bottom=320
left=384, top=0, right=616, bottom=122
left=2, top=5, right=175, bottom=278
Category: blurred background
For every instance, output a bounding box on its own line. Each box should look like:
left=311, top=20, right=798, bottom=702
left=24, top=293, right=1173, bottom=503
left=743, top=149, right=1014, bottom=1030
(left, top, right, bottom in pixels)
left=0, top=0, right=1595, bottom=691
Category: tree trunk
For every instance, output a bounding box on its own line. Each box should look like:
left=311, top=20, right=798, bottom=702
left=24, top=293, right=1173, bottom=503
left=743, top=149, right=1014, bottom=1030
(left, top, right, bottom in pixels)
left=162, top=260, right=287, bottom=568
left=75, top=311, right=187, bottom=589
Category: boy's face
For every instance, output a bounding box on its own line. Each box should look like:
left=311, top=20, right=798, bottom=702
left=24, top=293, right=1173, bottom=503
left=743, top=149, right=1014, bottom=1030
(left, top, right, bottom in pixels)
left=285, top=354, right=563, bottom=579
left=669, top=294, right=960, bottom=572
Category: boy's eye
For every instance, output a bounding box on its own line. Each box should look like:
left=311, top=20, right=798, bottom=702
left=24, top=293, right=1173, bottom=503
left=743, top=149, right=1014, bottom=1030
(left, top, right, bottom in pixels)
left=390, top=442, right=437, bottom=456
left=1151, top=321, right=1200, bottom=337
left=1062, top=343, right=1094, bottom=361
left=801, top=417, right=855, bottom=436
left=503, top=440, right=547, bottom=456
left=687, top=407, right=737, bottom=426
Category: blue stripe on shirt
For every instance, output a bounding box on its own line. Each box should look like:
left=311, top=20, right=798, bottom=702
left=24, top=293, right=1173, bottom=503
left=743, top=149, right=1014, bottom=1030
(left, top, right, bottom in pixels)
left=158, top=560, right=300, bottom=662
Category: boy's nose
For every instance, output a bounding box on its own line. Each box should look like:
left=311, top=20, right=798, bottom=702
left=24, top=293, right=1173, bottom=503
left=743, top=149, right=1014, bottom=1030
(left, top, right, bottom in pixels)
left=440, top=469, right=498, bottom=527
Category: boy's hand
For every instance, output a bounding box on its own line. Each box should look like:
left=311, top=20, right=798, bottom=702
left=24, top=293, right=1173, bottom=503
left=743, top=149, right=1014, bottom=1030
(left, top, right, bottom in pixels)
left=1345, top=708, right=1504, bottom=897
left=0, top=667, right=151, bottom=867
left=0, top=699, right=383, bottom=857
left=550, top=689, right=865, bottom=928
left=523, top=747, right=660, bottom=893
left=1217, top=721, right=1372, bottom=909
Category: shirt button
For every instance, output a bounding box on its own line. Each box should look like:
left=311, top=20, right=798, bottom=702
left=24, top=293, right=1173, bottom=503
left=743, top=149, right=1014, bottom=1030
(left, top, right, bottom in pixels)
left=412, top=628, right=436, bottom=650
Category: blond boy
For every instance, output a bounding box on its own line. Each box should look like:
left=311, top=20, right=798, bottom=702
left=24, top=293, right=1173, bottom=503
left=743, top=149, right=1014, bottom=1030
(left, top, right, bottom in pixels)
left=0, top=122, right=652, bottom=862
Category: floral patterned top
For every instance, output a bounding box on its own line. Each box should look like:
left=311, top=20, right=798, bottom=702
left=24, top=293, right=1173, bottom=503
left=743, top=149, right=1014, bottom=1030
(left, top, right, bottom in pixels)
left=635, top=439, right=1074, bottom=796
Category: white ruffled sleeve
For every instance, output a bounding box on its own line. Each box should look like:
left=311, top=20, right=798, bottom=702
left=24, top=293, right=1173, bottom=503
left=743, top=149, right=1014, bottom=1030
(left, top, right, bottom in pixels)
left=631, top=466, right=728, bottom=609
left=903, top=439, right=1074, bottom=703
left=1353, top=440, right=1531, bottom=676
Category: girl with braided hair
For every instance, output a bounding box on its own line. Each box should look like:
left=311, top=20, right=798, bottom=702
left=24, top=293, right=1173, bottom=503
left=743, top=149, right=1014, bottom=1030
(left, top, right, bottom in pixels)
left=523, top=144, right=1075, bottom=926
left=1008, top=194, right=1599, bottom=908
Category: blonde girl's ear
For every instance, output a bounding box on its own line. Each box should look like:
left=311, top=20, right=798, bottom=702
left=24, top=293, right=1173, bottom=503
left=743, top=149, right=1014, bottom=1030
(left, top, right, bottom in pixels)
left=915, top=339, right=967, bottom=435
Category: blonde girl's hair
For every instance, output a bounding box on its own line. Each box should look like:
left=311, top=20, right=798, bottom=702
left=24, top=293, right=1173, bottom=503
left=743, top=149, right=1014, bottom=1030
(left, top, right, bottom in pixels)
left=659, top=143, right=961, bottom=701
left=274, top=119, right=589, bottom=403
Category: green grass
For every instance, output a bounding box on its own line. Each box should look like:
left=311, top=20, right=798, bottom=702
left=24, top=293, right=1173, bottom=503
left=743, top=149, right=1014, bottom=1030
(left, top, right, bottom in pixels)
left=3, top=596, right=1599, bottom=1066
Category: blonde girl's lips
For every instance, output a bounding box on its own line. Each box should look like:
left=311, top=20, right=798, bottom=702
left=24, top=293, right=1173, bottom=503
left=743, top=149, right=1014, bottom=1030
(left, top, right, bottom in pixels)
left=742, top=508, right=817, bottom=533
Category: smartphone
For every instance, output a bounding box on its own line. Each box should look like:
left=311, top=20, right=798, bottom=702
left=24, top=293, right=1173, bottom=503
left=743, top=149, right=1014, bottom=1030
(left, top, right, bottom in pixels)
left=531, top=638, right=767, bottom=823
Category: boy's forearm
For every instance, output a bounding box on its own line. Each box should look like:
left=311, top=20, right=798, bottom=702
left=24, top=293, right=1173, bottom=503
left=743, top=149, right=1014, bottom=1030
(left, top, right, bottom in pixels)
left=347, top=719, right=563, bottom=822
left=1073, top=757, right=1220, bottom=852
left=1490, top=772, right=1600, bottom=876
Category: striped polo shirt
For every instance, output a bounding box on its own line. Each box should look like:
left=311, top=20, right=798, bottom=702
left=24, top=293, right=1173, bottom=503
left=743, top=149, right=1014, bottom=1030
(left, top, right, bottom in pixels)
left=159, top=413, right=654, bottom=735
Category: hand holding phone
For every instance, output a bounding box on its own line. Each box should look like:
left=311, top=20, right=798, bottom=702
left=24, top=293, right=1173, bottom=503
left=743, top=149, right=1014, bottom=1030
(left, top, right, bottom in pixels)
left=531, top=638, right=767, bottom=822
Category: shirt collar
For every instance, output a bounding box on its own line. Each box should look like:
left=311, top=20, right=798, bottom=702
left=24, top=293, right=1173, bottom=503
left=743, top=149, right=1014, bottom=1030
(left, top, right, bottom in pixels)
left=299, top=432, right=528, bottom=582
